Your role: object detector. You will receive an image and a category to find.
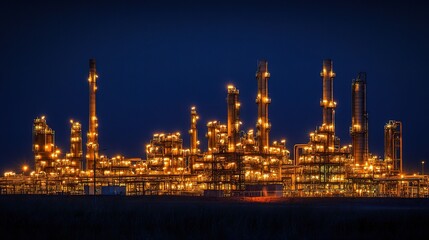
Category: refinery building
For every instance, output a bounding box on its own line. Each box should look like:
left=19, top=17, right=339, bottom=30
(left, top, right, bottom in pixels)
left=0, top=59, right=426, bottom=198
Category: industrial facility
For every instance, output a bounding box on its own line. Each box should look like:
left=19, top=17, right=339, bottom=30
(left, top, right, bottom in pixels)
left=0, top=59, right=427, bottom=197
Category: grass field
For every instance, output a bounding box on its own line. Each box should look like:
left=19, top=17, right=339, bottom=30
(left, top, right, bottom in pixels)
left=1, top=196, right=428, bottom=239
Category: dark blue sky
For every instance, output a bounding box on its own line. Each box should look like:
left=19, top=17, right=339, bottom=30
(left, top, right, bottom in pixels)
left=1, top=1, right=428, bottom=173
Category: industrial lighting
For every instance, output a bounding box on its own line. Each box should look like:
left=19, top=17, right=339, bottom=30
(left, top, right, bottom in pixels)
left=0, top=59, right=422, bottom=198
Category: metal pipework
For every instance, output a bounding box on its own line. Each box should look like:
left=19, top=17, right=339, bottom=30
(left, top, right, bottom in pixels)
left=70, top=120, right=83, bottom=171
left=255, top=60, right=271, bottom=153
left=351, top=72, right=368, bottom=164
left=227, top=85, right=240, bottom=152
left=320, top=59, right=336, bottom=130
left=189, top=106, right=199, bottom=155
left=384, top=120, right=402, bottom=173
left=86, top=59, right=99, bottom=170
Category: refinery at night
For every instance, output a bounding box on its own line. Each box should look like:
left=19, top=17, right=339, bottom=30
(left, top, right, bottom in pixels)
left=0, top=58, right=426, bottom=198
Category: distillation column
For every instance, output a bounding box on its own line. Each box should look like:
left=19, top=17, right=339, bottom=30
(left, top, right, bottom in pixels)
left=227, top=85, right=240, bottom=152
left=255, top=60, right=271, bottom=153
left=86, top=59, right=99, bottom=171
left=189, top=106, right=199, bottom=173
left=351, top=72, right=368, bottom=164
left=384, top=120, right=402, bottom=173
left=33, top=116, right=55, bottom=173
left=207, top=121, right=219, bottom=153
left=70, top=120, right=83, bottom=171
left=320, top=59, right=337, bottom=148
left=189, top=106, right=199, bottom=155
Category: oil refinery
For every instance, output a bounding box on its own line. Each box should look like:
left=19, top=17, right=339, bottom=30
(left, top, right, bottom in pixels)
left=0, top=59, right=427, bottom=197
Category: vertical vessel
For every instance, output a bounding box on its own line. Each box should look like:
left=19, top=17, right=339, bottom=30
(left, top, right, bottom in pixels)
left=189, top=106, right=199, bottom=155
left=227, top=85, right=240, bottom=152
left=351, top=72, right=368, bottom=164
left=70, top=120, right=83, bottom=171
left=189, top=106, right=199, bottom=173
left=320, top=59, right=336, bottom=149
left=33, top=116, right=55, bottom=173
left=255, top=60, right=271, bottom=153
left=384, top=120, right=402, bottom=173
left=86, top=59, right=99, bottom=170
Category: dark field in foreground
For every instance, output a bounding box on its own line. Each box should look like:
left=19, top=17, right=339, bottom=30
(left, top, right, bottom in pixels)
left=1, top=196, right=428, bottom=239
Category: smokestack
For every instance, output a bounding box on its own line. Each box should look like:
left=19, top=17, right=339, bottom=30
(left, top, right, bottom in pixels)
left=86, top=58, right=99, bottom=171
left=256, top=60, right=271, bottom=153
left=227, top=85, right=240, bottom=152
left=351, top=72, right=368, bottom=164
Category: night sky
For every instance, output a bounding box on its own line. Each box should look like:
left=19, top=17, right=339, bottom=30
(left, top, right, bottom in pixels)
left=1, top=1, right=428, bottom=173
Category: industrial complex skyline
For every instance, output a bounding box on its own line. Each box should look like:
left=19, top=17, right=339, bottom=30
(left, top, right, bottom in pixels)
left=1, top=1, right=428, bottom=174
left=2, top=3, right=429, bottom=239
left=0, top=57, right=420, bottom=197
left=0, top=58, right=409, bottom=172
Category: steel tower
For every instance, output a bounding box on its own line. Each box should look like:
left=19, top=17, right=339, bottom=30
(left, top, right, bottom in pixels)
left=351, top=72, right=368, bottom=164
left=86, top=59, right=99, bottom=170
left=255, top=60, right=271, bottom=153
